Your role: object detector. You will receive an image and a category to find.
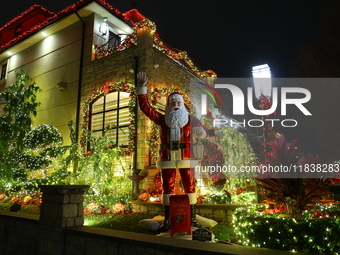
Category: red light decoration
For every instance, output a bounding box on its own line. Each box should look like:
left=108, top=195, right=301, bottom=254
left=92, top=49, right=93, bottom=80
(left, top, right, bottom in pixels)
left=0, top=0, right=138, bottom=51
left=1, top=0, right=216, bottom=79
left=122, top=9, right=146, bottom=24
left=0, top=5, right=55, bottom=33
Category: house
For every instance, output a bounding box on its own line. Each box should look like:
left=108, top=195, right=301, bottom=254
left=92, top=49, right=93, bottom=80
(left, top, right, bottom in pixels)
left=0, top=0, right=220, bottom=179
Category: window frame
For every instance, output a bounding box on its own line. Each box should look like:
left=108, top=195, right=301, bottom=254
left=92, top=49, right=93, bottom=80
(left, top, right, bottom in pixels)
left=0, top=62, right=7, bottom=80
left=89, top=91, right=130, bottom=148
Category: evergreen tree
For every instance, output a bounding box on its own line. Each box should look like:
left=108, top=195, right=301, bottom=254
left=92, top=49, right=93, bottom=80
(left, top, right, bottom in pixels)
left=0, top=69, right=41, bottom=182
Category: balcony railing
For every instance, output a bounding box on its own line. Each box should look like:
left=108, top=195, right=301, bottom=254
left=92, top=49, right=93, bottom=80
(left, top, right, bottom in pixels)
left=94, top=33, right=137, bottom=60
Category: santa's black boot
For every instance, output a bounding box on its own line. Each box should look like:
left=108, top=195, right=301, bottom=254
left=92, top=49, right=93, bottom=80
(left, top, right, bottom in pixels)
left=159, top=205, right=170, bottom=232
left=190, top=204, right=201, bottom=228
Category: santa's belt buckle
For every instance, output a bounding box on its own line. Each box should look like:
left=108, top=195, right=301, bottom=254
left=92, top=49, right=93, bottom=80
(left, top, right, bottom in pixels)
left=170, top=142, right=180, bottom=151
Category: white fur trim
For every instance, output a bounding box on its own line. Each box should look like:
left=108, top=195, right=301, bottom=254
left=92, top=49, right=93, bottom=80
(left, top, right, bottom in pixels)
left=156, top=160, right=200, bottom=169
left=169, top=93, right=184, bottom=103
left=170, top=150, right=181, bottom=161
left=136, top=86, right=147, bottom=95
left=170, top=128, right=180, bottom=141
left=162, top=194, right=172, bottom=205
left=187, top=193, right=197, bottom=204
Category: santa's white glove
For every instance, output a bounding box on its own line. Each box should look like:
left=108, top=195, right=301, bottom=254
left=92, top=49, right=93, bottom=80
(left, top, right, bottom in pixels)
left=136, top=72, right=148, bottom=95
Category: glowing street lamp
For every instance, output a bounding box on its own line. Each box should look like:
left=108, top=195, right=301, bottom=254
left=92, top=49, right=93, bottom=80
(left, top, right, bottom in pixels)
left=252, top=64, right=272, bottom=157
left=252, top=64, right=272, bottom=99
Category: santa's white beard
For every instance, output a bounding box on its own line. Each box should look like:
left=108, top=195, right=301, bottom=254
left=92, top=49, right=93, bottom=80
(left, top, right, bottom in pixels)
left=164, top=106, right=189, bottom=129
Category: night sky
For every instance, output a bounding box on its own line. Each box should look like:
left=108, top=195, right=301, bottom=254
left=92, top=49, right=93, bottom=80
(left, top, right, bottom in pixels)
left=1, top=0, right=339, bottom=160
left=0, top=0, right=328, bottom=77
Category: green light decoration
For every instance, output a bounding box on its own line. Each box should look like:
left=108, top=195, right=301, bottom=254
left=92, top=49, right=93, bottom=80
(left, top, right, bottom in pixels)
left=233, top=205, right=340, bottom=254
left=24, top=123, right=63, bottom=149
left=218, top=126, right=258, bottom=179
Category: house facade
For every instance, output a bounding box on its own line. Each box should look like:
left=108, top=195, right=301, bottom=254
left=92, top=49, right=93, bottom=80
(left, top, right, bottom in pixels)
left=0, top=0, right=223, bottom=181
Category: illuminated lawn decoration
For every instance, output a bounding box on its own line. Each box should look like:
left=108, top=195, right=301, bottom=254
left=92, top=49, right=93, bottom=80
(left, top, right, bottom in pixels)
left=233, top=205, right=340, bottom=254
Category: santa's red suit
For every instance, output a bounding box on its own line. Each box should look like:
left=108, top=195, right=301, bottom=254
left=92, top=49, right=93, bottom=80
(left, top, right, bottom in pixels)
left=137, top=88, right=206, bottom=206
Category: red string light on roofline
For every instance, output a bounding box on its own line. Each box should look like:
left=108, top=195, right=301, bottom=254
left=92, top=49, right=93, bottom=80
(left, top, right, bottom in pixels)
left=0, top=5, right=55, bottom=33
left=0, top=0, right=135, bottom=51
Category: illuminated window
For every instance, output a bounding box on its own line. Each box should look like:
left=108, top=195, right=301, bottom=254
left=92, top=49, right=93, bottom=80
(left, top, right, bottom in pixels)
left=90, top=91, right=130, bottom=147
left=0, top=63, right=7, bottom=80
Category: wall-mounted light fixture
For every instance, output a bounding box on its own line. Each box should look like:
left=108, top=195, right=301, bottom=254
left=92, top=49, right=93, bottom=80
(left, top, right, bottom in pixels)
left=99, top=17, right=109, bottom=36
left=153, top=63, right=159, bottom=69
left=56, top=81, right=67, bottom=91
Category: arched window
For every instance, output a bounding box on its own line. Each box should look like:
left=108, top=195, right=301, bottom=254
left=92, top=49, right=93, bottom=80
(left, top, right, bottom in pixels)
left=90, top=91, right=130, bottom=147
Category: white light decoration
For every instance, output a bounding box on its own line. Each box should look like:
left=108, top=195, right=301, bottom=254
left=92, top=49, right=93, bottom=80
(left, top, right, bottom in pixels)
left=252, top=64, right=272, bottom=99
left=99, top=17, right=109, bottom=36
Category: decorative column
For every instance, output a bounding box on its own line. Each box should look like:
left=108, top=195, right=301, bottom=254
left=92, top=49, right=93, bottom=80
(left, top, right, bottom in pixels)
left=39, top=185, right=89, bottom=228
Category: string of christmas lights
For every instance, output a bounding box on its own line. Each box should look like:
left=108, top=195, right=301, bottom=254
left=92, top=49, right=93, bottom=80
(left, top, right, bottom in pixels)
left=233, top=205, right=340, bottom=254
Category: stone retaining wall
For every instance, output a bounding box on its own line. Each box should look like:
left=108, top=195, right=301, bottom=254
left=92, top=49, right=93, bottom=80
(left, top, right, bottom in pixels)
left=0, top=210, right=305, bottom=255
left=0, top=185, right=303, bottom=255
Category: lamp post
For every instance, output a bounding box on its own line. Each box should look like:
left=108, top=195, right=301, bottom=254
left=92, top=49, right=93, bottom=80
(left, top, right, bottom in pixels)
left=252, top=64, right=272, bottom=157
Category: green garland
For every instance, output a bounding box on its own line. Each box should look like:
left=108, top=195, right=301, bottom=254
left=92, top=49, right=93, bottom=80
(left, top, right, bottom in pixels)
left=81, top=82, right=136, bottom=156
left=95, top=17, right=216, bottom=78
left=94, top=19, right=155, bottom=60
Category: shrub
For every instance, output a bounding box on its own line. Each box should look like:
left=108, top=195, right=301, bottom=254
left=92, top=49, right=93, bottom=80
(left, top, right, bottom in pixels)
left=233, top=205, right=340, bottom=254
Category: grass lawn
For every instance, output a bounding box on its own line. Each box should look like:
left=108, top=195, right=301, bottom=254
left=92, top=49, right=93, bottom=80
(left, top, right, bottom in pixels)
left=0, top=203, right=235, bottom=241
left=0, top=202, right=40, bottom=214
left=84, top=213, right=235, bottom=241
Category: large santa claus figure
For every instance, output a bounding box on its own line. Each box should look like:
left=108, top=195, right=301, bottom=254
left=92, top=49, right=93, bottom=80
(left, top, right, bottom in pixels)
left=136, top=72, right=206, bottom=232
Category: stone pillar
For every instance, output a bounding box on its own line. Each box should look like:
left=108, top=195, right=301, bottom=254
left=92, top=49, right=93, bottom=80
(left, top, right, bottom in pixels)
left=136, top=21, right=155, bottom=71
left=39, top=185, right=89, bottom=228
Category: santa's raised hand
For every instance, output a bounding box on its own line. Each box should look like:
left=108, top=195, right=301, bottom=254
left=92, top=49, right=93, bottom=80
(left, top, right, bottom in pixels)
left=137, top=72, right=148, bottom=87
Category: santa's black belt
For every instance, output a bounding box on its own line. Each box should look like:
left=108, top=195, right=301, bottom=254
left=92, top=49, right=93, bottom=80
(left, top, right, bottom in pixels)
left=160, top=142, right=188, bottom=151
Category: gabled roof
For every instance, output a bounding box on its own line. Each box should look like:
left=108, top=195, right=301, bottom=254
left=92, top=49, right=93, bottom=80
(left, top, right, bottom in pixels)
left=0, top=5, right=54, bottom=34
